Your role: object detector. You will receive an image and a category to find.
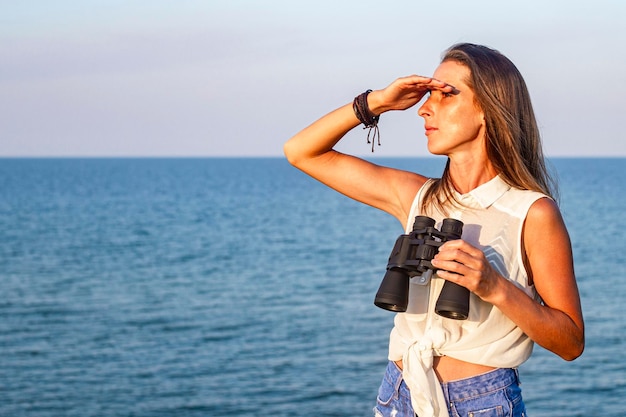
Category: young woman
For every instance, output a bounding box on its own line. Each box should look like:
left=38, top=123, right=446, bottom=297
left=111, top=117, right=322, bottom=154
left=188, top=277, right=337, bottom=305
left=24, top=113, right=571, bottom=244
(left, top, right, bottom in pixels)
left=283, top=43, right=584, bottom=417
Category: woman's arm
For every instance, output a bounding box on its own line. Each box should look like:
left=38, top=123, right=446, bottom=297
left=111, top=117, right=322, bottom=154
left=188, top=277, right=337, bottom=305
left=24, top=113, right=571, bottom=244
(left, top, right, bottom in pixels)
left=518, top=198, right=584, bottom=359
left=432, top=198, right=584, bottom=360
left=283, top=75, right=456, bottom=223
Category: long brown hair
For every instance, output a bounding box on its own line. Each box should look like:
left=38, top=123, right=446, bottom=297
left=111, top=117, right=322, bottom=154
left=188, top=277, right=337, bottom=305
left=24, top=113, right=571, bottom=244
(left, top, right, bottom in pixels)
left=421, top=43, right=557, bottom=213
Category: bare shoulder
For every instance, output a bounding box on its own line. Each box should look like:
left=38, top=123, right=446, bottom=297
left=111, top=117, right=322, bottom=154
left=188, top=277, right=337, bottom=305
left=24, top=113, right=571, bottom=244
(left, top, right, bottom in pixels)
left=523, top=197, right=569, bottom=267
left=524, top=197, right=571, bottom=248
left=523, top=196, right=574, bottom=287
left=526, top=197, right=563, bottom=225
left=525, top=197, right=565, bottom=234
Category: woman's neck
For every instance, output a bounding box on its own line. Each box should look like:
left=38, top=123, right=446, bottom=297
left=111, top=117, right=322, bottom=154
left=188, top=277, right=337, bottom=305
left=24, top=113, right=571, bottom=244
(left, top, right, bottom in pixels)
left=447, top=155, right=498, bottom=194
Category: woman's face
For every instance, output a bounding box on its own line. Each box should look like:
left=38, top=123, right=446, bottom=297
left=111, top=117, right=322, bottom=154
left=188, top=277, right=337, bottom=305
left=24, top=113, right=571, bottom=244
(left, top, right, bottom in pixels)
left=418, top=60, right=486, bottom=157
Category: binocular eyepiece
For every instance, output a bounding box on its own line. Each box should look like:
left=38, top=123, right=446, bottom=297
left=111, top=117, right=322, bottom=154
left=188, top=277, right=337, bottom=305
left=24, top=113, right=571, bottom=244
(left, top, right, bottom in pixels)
left=374, top=216, right=470, bottom=320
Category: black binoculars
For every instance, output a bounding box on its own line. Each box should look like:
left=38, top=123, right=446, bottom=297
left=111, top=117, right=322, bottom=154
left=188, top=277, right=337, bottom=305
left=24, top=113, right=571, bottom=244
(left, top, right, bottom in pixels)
left=374, top=215, right=470, bottom=320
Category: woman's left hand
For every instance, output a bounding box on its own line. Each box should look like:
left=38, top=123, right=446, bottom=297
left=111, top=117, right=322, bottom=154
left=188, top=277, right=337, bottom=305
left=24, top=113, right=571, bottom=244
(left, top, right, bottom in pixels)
left=431, top=240, right=503, bottom=303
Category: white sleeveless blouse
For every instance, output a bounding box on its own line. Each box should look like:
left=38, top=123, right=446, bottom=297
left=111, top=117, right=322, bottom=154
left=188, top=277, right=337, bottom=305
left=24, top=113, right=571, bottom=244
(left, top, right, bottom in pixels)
left=388, top=175, right=546, bottom=417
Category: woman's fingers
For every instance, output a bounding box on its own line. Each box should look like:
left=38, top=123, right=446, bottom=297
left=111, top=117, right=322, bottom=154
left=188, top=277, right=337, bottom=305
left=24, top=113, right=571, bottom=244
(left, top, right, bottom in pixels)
left=431, top=240, right=500, bottom=299
left=371, top=75, right=458, bottom=113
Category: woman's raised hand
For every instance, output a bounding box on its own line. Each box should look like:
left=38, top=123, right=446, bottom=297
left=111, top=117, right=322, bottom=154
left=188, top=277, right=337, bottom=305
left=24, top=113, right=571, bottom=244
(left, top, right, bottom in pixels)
left=367, top=75, right=457, bottom=115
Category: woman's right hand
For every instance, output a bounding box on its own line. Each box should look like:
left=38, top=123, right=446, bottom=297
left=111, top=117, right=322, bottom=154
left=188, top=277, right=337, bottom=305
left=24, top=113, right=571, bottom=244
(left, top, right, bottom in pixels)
left=367, top=75, right=457, bottom=115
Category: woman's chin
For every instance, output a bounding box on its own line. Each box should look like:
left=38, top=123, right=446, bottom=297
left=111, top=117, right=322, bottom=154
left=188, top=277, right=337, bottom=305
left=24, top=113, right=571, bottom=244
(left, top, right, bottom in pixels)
left=426, top=144, right=446, bottom=156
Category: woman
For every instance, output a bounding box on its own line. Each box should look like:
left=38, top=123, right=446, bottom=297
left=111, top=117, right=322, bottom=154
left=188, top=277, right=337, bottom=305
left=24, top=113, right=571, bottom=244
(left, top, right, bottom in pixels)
left=283, top=43, right=584, bottom=417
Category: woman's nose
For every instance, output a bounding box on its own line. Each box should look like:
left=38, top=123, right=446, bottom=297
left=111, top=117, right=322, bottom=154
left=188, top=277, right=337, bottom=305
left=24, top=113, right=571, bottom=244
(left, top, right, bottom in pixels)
left=418, top=99, right=431, bottom=118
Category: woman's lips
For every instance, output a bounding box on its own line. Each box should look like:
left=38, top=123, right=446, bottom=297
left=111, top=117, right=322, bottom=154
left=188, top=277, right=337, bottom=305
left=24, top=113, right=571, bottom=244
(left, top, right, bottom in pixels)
left=424, top=126, right=437, bottom=135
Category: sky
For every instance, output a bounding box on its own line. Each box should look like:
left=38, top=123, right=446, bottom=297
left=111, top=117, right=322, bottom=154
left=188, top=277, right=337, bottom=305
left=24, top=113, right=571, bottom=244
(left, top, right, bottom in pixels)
left=1, top=0, right=625, bottom=157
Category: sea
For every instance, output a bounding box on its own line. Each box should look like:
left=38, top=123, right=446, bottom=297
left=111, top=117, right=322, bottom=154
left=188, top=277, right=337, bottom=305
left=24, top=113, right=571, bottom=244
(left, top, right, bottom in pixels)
left=0, top=157, right=624, bottom=417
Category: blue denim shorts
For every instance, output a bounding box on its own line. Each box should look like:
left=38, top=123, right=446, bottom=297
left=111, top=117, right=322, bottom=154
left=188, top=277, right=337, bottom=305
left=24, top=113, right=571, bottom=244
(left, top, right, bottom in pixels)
left=373, top=361, right=527, bottom=417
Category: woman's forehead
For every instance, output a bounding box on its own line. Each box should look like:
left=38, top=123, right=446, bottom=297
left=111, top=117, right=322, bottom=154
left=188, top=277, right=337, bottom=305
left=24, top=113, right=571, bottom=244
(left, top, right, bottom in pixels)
left=433, top=60, right=470, bottom=87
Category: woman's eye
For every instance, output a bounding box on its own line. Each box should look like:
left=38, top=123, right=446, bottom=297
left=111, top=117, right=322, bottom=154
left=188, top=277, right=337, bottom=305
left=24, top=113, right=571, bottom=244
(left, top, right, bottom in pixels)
left=442, top=91, right=453, bottom=98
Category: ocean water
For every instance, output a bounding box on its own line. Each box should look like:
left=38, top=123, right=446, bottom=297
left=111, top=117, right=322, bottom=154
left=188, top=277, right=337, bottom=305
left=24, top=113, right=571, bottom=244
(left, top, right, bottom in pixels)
left=0, top=157, right=624, bottom=417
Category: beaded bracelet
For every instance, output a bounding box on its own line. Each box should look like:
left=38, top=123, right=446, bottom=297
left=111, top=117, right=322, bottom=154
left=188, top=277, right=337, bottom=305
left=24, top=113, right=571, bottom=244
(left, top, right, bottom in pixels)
left=353, top=90, right=381, bottom=152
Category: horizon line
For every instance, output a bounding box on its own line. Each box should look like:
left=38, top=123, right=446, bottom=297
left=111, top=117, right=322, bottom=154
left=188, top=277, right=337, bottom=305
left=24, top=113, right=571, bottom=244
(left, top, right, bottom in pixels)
left=0, top=155, right=624, bottom=159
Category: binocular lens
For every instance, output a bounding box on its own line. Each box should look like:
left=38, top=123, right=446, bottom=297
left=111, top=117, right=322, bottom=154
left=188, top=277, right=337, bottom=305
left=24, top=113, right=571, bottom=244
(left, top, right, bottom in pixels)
left=413, top=215, right=436, bottom=230
left=374, top=268, right=409, bottom=312
left=435, top=281, right=470, bottom=320
left=441, top=218, right=463, bottom=238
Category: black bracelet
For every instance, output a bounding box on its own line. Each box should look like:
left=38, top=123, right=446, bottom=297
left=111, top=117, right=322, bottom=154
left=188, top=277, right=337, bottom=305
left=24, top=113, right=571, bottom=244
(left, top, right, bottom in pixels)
left=353, top=90, right=381, bottom=152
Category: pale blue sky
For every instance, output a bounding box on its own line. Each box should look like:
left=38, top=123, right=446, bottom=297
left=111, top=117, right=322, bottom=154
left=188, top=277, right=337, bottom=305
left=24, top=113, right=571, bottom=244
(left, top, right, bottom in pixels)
left=1, top=0, right=625, bottom=157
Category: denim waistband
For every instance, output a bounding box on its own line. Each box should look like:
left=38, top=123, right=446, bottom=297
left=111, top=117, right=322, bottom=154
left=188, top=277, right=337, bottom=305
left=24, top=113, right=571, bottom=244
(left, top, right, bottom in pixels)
left=440, top=368, right=520, bottom=402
